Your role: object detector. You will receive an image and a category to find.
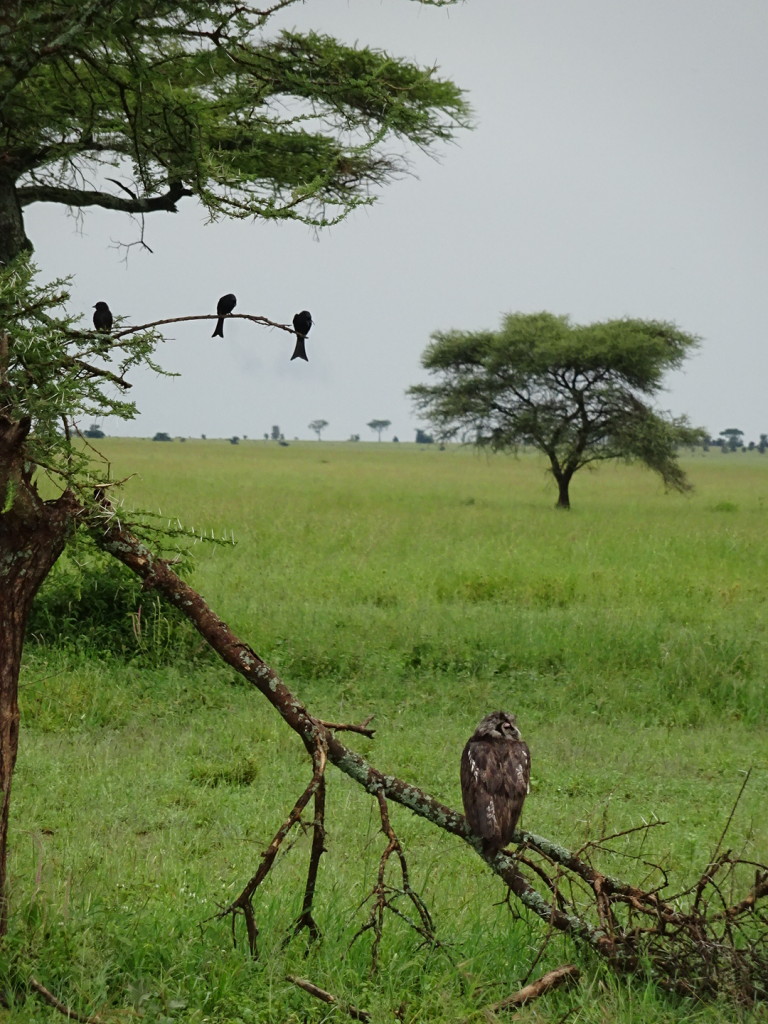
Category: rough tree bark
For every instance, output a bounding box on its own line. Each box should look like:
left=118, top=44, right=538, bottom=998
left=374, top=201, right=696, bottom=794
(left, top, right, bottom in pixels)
left=0, top=175, right=32, bottom=267
left=554, top=472, right=571, bottom=509
left=0, top=411, right=76, bottom=934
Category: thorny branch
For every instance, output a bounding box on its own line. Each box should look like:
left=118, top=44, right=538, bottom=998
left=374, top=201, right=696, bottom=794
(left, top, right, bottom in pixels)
left=350, top=790, right=443, bottom=973
left=288, top=772, right=326, bottom=946
left=90, top=506, right=768, bottom=1004
left=215, top=742, right=327, bottom=957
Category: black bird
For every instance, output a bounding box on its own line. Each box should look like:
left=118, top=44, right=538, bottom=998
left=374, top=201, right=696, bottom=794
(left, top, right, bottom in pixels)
left=212, top=293, right=237, bottom=337
left=291, top=310, right=312, bottom=361
left=92, top=301, right=113, bottom=333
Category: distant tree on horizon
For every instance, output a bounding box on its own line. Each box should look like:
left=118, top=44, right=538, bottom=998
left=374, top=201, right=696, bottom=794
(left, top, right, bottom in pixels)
left=367, top=419, right=392, bottom=441
left=719, top=428, right=744, bottom=452
left=309, top=419, right=329, bottom=441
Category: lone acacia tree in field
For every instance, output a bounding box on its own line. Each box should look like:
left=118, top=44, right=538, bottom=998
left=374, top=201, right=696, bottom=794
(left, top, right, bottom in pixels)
left=367, top=418, right=392, bottom=441
left=409, top=311, right=705, bottom=509
left=308, top=418, right=329, bottom=440
left=0, top=0, right=470, bottom=936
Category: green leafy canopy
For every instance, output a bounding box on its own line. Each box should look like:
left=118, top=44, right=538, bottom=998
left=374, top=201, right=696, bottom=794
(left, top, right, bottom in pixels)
left=409, top=311, right=707, bottom=506
left=2, top=0, right=471, bottom=242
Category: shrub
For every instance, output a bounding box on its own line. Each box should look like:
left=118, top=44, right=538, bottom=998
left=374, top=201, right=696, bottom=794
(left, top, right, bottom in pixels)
left=27, top=542, right=210, bottom=665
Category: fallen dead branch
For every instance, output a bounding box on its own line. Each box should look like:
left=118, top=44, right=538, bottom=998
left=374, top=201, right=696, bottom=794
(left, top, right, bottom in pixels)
left=29, top=977, right=105, bottom=1024
left=486, top=964, right=581, bottom=1012
left=287, top=975, right=371, bottom=1021
left=93, top=509, right=768, bottom=1005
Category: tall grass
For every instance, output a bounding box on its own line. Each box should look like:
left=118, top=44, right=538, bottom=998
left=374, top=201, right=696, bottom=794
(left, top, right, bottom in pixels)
left=7, top=440, right=767, bottom=1022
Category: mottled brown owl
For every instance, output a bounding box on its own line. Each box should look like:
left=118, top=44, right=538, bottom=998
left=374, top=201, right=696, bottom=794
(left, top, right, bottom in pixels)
left=460, top=710, right=531, bottom=855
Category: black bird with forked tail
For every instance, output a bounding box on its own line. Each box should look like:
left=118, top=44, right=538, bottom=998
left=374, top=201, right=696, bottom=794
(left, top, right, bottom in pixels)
left=291, top=310, right=312, bottom=361
left=212, top=293, right=237, bottom=338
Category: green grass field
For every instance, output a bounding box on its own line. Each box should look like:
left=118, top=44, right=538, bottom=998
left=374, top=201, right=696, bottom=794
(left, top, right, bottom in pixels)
left=4, top=440, right=768, bottom=1023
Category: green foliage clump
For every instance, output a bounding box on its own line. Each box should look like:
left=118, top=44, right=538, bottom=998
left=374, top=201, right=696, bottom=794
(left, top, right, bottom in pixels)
left=26, top=543, right=208, bottom=667
left=1, top=0, right=470, bottom=261
left=0, top=257, right=165, bottom=491
left=188, top=749, right=260, bottom=788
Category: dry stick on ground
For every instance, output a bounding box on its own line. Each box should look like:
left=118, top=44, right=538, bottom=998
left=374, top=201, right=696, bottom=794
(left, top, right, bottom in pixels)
left=287, top=965, right=579, bottom=1022
left=486, top=964, right=581, bottom=1013
left=91, top=509, right=768, bottom=1002
left=28, top=977, right=105, bottom=1024
left=286, top=976, right=371, bottom=1022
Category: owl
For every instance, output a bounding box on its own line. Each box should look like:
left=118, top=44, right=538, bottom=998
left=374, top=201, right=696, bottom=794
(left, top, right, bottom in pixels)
left=460, top=710, right=531, bottom=855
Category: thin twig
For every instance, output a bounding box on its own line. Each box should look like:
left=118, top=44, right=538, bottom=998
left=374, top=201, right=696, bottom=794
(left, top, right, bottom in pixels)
left=105, top=312, right=297, bottom=339
left=711, top=768, right=752, bottom=865
left=315, top=715, right=376, bottom=738
left=288, top=774, right=326, bottom=944
left=350, top=791, right=444, bottom=972
left=216, top=743, right=327, bottom=955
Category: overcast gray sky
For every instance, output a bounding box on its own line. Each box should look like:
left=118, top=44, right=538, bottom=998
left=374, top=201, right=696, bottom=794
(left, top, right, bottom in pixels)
left=27, top=0, right=768, bottom=443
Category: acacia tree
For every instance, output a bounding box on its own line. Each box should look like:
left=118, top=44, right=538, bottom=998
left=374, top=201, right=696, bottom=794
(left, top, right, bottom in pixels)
left=0, top=0, right=470, bottom=265
left=309, top=418, right=328, bottom=440
left=720, top=428, right=744, bottom=452
left=409, top=311, right=705, bottom=509
left=0, top=0, right=470, bottom=934
left=367, top=418, right=392, bottom=440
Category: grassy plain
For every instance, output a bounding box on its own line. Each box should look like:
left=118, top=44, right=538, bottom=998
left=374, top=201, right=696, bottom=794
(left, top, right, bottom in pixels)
left=4, top=440, right=768, bottom=1023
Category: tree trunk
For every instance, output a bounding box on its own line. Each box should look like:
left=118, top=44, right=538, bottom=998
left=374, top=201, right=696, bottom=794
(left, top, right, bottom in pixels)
left=0, top=415, right=75, bottom=936
left=0, top=174, right=32, bottom=267
left=555, top=476, right=570, bottom=510
left=550, top=467, right=572, bottom=510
